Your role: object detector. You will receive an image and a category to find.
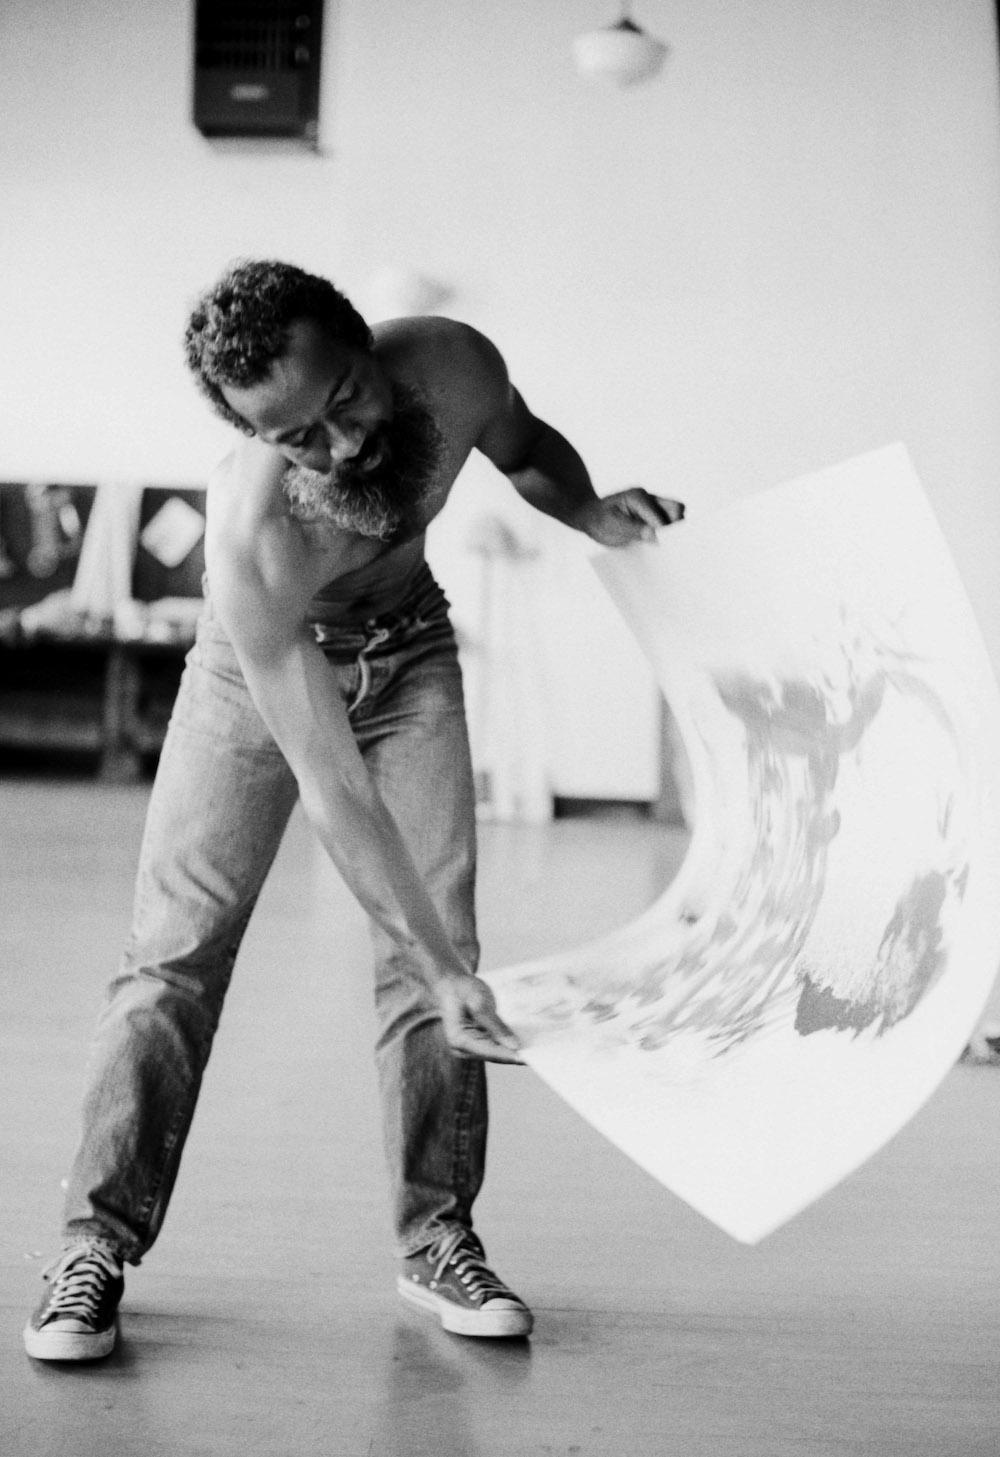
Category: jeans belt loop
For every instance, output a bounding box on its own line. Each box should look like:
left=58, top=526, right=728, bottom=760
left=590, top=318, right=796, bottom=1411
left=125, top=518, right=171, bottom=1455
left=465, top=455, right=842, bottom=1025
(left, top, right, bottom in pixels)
left=348, top=625, right=392, bottom=713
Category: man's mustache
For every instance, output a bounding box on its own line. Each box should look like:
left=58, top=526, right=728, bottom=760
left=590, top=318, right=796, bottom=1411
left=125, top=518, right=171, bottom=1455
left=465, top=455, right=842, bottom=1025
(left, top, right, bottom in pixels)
left=351, top=431, right=389, bottom=475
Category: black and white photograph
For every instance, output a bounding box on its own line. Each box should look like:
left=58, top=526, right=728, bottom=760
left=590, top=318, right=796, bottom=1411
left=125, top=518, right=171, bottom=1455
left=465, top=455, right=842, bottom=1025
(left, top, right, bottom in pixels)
left=2, top=4, right=1000, bottom=1454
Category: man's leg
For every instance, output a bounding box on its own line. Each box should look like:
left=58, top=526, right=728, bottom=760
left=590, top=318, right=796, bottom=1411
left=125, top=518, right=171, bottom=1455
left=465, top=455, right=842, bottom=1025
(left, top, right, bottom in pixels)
left=353, top=623, right=485, bottom=1252
left=25, top=619, right=298, bottom=1359
left=350, top=608, right=532, bottom=1336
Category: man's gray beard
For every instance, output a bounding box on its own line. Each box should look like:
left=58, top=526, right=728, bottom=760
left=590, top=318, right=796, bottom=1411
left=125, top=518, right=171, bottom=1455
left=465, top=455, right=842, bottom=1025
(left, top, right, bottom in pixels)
left=283, top=463, right=404, bottom=540
left=282, top=386, right=443, bottom=542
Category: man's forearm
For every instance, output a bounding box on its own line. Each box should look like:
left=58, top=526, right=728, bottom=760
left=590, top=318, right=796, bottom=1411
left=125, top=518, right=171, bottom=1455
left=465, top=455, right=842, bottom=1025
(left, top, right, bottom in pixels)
left=297, top=766, right=471, bottom=989
left=233, top=629, right=472, bottom=992
left=505, top=421, right=601, bottom=530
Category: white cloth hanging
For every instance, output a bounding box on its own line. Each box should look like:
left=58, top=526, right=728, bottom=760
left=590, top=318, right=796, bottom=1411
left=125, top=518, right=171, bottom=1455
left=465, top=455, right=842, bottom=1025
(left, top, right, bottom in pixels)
left=70, top=482, right=144, bottom=621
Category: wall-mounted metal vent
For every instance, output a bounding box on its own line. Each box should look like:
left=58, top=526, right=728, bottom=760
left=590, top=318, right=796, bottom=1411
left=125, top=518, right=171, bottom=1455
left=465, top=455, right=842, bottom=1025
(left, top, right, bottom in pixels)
left=193, top=0, right=324, bottom=142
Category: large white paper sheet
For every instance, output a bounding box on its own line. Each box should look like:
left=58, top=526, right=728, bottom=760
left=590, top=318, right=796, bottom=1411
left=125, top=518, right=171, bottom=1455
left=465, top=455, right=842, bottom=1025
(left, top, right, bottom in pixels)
left=484, top=445, right=1000, bottom=1242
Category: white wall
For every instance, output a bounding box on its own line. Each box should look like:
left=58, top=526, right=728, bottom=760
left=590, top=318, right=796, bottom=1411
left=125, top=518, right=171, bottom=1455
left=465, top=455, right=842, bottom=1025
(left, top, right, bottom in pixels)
left=3, top=0, right=1000, bottom=788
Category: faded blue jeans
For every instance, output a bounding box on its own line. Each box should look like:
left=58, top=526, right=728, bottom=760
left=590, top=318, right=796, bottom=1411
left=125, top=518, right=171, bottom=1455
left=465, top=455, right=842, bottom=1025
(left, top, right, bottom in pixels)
left=62, top=563, right=487, bottom=1262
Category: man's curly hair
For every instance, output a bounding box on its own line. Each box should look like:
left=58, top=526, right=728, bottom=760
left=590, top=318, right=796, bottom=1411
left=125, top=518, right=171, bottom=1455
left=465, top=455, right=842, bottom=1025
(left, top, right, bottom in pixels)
left=183, top=259, right=373, bottom=433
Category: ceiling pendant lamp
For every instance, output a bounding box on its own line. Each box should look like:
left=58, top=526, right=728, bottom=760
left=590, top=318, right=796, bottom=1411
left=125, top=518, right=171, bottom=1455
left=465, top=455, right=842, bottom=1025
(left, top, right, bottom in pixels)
left=572, top=6, right=669, bottom=87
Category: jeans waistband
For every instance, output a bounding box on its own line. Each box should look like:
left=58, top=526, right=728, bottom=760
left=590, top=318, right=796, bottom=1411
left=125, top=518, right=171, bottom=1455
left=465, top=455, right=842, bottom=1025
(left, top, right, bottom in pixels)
left=199, top=561, right=449, bottom=658
left=308, top=562, right=450, bottom=657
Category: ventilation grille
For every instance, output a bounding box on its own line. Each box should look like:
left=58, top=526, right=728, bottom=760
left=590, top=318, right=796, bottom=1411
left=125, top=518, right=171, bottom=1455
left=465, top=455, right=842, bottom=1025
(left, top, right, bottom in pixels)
left=196, top=0, right=316, bottom=72
left=193, top=0, right=324, bottom=141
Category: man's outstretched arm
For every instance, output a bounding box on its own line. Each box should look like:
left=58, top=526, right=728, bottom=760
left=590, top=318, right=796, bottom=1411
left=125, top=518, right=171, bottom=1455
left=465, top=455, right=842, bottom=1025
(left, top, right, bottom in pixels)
left=205, top=491, right=520, bottom=1063
left=459, top=328, right=684, bottom=545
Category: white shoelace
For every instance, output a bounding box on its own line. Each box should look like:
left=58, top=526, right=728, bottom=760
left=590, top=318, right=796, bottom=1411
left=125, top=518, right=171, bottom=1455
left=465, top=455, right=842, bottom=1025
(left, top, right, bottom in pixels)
left=42, top=1244, right=121, bottom=1323
left=424, top=1229, right=517, bottom=1304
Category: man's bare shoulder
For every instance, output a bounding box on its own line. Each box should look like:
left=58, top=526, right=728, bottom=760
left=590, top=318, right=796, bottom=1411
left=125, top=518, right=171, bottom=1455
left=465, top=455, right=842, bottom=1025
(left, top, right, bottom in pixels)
left=373, top=314, right=494, bottom=357
left=205, top=442, right=338, bottom=612
left=374, top=317, right=510, bottom=409
left=207, top=441, right=289, bottom=556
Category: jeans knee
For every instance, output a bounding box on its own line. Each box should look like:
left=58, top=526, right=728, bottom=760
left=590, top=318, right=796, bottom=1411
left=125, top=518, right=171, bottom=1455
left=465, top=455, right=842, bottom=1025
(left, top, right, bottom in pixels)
left=104, top=955, right=230, bottom=1047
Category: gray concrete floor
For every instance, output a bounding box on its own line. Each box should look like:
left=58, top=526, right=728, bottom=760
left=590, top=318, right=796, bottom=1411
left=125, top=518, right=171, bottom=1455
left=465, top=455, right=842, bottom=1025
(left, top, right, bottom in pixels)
left=2, top=778, right=998, bottom=1456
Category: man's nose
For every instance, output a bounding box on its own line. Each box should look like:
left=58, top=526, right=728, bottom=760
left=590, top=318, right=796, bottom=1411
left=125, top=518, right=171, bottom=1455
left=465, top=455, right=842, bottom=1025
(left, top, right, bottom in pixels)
left=297, top=419, right=365, bottom=474
left=324, top=418, right=366, bottom=465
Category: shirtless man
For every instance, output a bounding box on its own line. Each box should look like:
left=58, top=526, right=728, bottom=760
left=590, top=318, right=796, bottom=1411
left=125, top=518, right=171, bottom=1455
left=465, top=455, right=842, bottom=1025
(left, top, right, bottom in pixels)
left=24, top=260, right=682, bottom=1361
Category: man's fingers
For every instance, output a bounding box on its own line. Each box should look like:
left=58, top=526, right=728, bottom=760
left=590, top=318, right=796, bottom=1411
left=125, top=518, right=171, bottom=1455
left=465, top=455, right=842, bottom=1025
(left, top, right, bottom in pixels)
left=448, top=1024, right=524, bottom=1064
left=619, top=489, right=664, bottom=529
left=620, top=490, right=685, bottom=540
left=454, top=1040, right=524, bottom=1065
left=477, top=1003, right=520, bottom=1051
left=655, top=496, right=685, bottom=525
left=441, top=999, right=523, bottom=1064
left=636, top=494, right=684, bottom=528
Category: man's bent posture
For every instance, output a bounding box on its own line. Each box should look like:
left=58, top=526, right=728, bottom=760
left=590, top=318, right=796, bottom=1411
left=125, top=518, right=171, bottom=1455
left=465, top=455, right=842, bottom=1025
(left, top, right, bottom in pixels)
left=24, top=260, right=682, bottom=1360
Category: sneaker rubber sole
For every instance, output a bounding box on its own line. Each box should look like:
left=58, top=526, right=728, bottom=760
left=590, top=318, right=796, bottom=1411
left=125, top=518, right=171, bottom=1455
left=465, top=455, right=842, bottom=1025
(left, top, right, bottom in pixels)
left=396, top=1274, right=533, bottom=1337
left=23, top=1320, right=117, bottom=1361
